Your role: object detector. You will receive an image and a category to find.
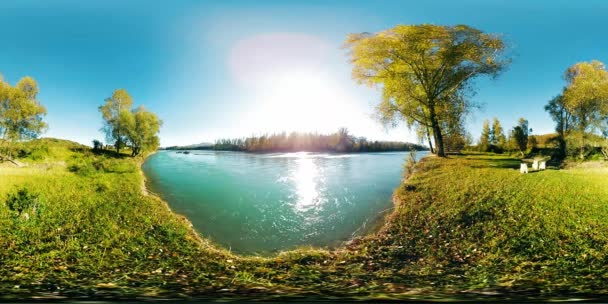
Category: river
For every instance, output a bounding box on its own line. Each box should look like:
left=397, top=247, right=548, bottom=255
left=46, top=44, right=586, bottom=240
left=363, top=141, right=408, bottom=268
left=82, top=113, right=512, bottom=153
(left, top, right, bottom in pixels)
left=142, top=150, right=427, bottom=254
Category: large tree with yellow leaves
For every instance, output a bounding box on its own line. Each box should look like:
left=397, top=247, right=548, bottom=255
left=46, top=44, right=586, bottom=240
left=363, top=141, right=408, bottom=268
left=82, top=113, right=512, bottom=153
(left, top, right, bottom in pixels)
left=344, top=24, right=509, bottom=157
left=562, top=60, right=608, bottom=159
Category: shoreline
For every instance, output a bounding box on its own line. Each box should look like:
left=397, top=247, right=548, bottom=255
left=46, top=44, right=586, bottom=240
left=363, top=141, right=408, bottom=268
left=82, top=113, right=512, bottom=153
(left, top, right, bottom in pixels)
left=139, top=150, right=235, bottom=257
left=349, top=151, right=433, bottom=241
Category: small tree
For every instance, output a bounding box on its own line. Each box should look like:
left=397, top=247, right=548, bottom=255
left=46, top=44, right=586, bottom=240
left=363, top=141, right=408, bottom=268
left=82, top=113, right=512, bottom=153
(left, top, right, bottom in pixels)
left=491, top=117, right=506, bottom=148
left=562, top=60, right=608, bottom=159
left=99, top=89, right=162, bottom=156
left=545, top=94, right=574, bottom=157
left=99, top=89, right=134, bottom=154
left=92, top=139, right=103, bottom=151
left=510, top=118, right=529, bottom=157
left=125, top=106, right=162, bottom=156
left=403, top=150, right=417, bottom=180
left=7, top=188, right=40, bottom=218
left=0, top=76, right=47, bottom=162
left=479, top=119, right=491, bottom=152
left=334, top=127, right=354, bottom=152
left=528, top=135, right=538, bottom=150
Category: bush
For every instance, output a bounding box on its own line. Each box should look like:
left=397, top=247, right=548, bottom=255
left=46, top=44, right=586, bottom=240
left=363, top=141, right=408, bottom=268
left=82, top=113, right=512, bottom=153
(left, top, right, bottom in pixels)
left=93, top=139, right=103, bottom=151
left=93, top=158, right=135, bottom=173
left=403, top=150, right=417, bottom=179
left=13, top=142, right=50, bottom=161
left=68, top=158, right=96, bottom=176
left=96, top=180, right=111, bottom=192
left=28, top=147, right=50, bottom=161
left=6, top=188, right=40, bottom=216
left=68, top=155, right=135, bottom=176
left=586, top=147, right=605, bottom=161
left=487, top=144, right=504, bottom=154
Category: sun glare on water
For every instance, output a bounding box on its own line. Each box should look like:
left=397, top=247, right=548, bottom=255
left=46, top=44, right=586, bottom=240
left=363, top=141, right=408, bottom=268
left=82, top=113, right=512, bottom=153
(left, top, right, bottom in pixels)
left=292, top=156, right=321, bottom=212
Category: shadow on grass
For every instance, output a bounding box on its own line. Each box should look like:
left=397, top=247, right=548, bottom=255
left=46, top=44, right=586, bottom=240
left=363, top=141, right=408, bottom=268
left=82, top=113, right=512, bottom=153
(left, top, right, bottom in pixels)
left=458, top=153, right=567, bottom=171
left=546, top=157, right=566, bottom=169
left=460, top=155, right=522, bottom=169
left=70, top=146, right=131, bottom=159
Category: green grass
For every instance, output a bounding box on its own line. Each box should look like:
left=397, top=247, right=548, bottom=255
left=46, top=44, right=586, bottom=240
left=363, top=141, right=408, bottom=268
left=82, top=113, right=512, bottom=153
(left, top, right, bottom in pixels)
left=375, top=154, right=608, bottom=295
left=2, top=139, right=608, bottom=300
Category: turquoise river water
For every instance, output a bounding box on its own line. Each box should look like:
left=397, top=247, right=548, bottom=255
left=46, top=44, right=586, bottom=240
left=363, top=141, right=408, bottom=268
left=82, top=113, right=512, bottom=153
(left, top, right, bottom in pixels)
left=142, top=150, right=427, bottom=254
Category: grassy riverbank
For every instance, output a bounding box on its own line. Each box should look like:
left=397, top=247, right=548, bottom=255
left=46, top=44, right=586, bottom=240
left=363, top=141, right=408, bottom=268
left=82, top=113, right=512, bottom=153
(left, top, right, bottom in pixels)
left=2, top=139, right=608, bottom=300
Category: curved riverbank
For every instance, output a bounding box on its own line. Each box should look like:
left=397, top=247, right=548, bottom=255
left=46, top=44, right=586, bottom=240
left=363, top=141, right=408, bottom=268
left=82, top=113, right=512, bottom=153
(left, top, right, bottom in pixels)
left=139, top=151, right=238, bottom=258
left=4, top=139, right=608, bottom=301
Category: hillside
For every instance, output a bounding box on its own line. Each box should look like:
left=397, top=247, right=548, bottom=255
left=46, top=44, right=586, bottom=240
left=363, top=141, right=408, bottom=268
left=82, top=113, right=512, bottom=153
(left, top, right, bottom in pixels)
left=2, top=139, right=608, bottom=300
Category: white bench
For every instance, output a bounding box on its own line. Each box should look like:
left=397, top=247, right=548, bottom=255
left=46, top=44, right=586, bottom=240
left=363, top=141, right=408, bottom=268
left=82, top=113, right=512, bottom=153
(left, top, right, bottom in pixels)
left=532, top=160, right=539, bottom=171
left=539, top=161, right=546, bottom=170
left=520, top=163, right=528, bottom=174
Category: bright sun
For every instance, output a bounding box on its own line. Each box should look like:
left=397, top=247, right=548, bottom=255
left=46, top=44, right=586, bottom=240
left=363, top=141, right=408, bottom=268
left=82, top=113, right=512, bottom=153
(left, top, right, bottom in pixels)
left=229, top=33, right=362, bottom=135
left=252, top=69, right=353, bottom=133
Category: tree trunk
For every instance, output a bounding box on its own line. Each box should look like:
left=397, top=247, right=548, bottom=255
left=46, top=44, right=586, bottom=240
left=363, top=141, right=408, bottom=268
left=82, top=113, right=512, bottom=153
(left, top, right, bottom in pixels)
left=429, top=107, right=445, bottom=157
left=426, top=127, right=435, bottom=154
left=558, top=136, right=566, bottom=158
left=579, top=129, right=586, bottom=160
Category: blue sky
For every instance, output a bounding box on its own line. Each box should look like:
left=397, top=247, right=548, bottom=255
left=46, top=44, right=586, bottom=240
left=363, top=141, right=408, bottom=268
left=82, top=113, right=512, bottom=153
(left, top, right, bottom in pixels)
left=1, top=0, right=607, bottom=146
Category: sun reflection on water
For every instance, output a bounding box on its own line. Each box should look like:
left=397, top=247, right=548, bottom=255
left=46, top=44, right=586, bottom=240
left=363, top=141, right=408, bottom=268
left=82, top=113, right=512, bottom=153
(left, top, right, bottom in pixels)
left=292, top=155, right=320, bottom=212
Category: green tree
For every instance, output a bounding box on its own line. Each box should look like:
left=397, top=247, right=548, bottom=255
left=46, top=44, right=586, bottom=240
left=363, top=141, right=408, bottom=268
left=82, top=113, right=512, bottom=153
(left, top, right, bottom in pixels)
left=528, top=135, right=538, bottom=150
left=544, top=94, right=573, bottom=157
left=99, top=89, right=134, bottom=154
left=99, top=89, right=162, bottom=156
left=510, top=118, right=529, bottom=156
left=125, top=106, right=162, bottom=156
left=440, top=93, right=470, bottom=152
left=0, top=76, right=47, bottom=162
left=345, top=24, right=508, bottom=157
left=562, top=60, right=608, bottom=158
left=490, top=117, right=506, bottom=148
left=479, top=119, right=491, bottom=151
left=334, top=127, right=354, bottom=152
left=92, top=139, right=103, bottom=151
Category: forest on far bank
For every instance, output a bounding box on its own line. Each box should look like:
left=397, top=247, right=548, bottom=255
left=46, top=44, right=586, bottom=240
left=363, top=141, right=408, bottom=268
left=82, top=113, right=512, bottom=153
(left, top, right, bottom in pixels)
left=165, top=128, right=428, bottom=153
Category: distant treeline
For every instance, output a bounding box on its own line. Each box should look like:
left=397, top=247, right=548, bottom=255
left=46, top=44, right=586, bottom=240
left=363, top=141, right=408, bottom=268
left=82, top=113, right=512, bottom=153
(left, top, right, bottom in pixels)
left=166, top=129, right=428, bottom=153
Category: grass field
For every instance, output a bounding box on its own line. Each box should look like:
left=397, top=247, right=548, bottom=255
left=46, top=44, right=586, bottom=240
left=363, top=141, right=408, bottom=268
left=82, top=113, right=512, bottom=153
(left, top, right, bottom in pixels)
left=1, top=139, right=608, bottom=300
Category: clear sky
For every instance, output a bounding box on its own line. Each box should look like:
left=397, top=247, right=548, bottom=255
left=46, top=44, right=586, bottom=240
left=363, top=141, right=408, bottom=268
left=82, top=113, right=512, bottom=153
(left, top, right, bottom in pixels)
left=1, top=0, right=607, bottom=146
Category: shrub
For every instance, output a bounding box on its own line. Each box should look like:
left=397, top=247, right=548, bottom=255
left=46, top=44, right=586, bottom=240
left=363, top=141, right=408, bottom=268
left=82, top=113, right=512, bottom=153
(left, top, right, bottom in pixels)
left=13, top=142, right=50, bottom=161
left=6, top=188, right=40, bottom=216
left=69, top=155, right=135, bottom=176
left=96, top=180, right=111, bottom=192
left=93, top=158, right=135, bottom=173
left=403, top=150, right=417, bottom=179
left=29, top=147, right=49, bottom=161
left=68, top=159, right=96, bottom=176
left=93, top=139, right=103, bottom=152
